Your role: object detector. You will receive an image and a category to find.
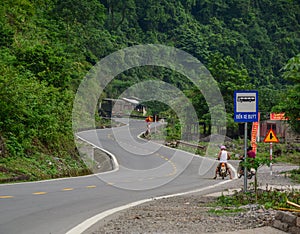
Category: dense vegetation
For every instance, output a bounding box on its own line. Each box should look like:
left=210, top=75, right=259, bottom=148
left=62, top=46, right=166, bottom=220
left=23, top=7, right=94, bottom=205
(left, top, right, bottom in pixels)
left=0, top=0, right=299, bottom=181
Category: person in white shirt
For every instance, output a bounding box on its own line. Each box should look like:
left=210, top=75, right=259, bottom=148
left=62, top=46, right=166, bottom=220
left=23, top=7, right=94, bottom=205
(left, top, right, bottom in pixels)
left=213, top=145, right=233, bottom=179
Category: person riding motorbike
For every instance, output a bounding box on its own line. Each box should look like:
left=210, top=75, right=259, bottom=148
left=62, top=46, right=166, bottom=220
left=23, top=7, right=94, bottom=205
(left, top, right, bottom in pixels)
left=238, top=146, right=256, bottom=178
left=213, top=145, right=233, bottom=179
left=246, top=146, right=256, bottom=161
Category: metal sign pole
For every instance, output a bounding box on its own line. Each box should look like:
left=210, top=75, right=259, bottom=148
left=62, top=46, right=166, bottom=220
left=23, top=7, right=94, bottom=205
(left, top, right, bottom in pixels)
left=270, top=142, right=273, bottom=175
left=234, top=90, right=258, bottom=193
left=263, top=129, right=279, bottom=175
left=154, top=114, right=157, bottom=134
left=244, top=122, right=248, bottom=192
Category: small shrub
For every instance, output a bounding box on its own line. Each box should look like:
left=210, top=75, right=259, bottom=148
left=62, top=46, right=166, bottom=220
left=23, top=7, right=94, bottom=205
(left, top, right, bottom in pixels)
left=216, top=190, right=299, bottom=210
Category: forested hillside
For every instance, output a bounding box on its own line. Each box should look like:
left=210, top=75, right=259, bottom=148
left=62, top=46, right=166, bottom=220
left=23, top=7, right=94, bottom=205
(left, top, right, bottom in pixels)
left=0, top=0, right=299, bottom=181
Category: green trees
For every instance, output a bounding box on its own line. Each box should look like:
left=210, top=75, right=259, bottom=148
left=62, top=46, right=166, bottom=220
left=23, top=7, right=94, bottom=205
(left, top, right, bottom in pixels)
left=0, top=76, right=72, bottom=150
left=273, top=54, right=300, bottom=133
left=0, top=0, right=299, bottom=181
left=0, top=0, right=92, bottom=180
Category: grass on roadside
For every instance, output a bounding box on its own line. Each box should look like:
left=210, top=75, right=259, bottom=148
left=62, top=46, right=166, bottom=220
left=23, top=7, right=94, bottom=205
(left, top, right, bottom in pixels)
left=208, top=207, right=246, bottom=215
left=208, top=189, right=300, bottom=213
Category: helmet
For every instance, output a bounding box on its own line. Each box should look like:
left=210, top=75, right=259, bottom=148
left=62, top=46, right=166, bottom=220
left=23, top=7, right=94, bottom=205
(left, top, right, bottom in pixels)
left=220, top=145, right=226, bottom=150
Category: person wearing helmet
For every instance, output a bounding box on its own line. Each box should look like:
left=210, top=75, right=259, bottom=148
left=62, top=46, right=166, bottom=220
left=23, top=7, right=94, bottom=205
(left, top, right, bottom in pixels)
left=213, top=145, right=233, bottom=179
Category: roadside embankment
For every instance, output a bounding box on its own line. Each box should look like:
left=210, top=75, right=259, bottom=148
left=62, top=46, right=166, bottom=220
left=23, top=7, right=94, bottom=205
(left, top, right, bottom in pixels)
left=84, top=163, right=299, bottom=234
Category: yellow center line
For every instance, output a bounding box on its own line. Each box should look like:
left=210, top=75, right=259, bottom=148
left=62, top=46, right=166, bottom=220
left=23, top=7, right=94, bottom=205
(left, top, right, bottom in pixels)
left=0, top=195, right=13, bottom=199
left=107, top=134, right=115, bottom=140
left=86, top=185, right=96, bottom=188
left=33, top=192, right=47, bottom=195
left=62, top=188, right=74, bottom=191
left=154, top=152, right=177, bottom=178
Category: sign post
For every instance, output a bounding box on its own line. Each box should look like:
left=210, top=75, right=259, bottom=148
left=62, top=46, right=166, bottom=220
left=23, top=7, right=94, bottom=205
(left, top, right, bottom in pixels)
left=270, top=142, right=273, bottom=175
left=263, top=129, right=279, bottom=175
left=234, top=90, right=258, bottom=192
left=145, top=116, right=153, bottom=136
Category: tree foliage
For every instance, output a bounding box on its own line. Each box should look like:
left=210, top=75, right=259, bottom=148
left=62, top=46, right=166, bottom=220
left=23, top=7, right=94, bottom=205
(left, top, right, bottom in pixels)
left=272, top=54, right=300, bottom=133
left=0, top=0, right=299, bottom=180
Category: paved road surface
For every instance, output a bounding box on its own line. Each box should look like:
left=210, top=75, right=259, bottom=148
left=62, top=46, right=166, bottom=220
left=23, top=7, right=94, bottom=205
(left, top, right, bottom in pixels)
left=0, top=118, right=228, bottom=234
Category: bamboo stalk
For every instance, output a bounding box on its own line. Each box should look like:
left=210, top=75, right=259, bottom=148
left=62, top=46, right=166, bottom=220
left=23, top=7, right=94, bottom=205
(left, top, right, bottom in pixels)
left=287, top=200, right=300, bottom=209
left=277, top=207, right=300, bottom=212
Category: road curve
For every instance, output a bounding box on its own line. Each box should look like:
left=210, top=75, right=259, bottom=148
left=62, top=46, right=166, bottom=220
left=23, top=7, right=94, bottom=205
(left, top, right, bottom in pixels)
left=0, top=118, right=231, bottom=234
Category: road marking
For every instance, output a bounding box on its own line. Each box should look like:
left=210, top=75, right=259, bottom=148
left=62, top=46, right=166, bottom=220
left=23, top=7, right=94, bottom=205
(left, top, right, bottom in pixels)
left=86, top=185, right=96, bottom=188
left=33, top=192, right=47, bottom=195
left=107, top=134, right=115, bottom=140
left=66, top=180, right=233, bottom=234
left=0, top=195, right=13, bottom=199
left=62, top=188, right=74, bottom=191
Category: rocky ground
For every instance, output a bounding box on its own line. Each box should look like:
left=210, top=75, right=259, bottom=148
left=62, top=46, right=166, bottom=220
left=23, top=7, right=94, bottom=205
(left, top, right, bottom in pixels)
left=84, top=163, right=299, bottom=234
left=88, top=196, right=277, bottom=234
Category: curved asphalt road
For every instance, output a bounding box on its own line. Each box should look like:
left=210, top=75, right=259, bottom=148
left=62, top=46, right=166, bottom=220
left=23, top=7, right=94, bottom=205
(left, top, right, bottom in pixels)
left=0, top=118, right=231, bottom=234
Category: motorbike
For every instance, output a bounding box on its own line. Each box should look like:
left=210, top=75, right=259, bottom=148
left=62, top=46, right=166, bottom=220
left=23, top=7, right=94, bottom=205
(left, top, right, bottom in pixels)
left=218, top=162, right=229, bottom=179
left=237, top=156, right=256, bottom=179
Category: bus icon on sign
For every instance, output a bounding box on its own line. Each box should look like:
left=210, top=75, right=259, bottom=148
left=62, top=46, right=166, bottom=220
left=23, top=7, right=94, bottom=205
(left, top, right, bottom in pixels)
left=237, top=96, right=255, bottom=103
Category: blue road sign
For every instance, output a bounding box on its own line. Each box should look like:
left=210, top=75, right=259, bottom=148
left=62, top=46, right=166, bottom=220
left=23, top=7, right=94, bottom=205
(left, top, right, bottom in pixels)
left=234, top=90, right=258, bottom=122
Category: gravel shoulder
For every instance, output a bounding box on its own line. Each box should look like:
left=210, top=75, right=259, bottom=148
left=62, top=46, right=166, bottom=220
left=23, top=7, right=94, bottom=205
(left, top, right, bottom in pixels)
left=84, top=163, right=299, bottom=234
